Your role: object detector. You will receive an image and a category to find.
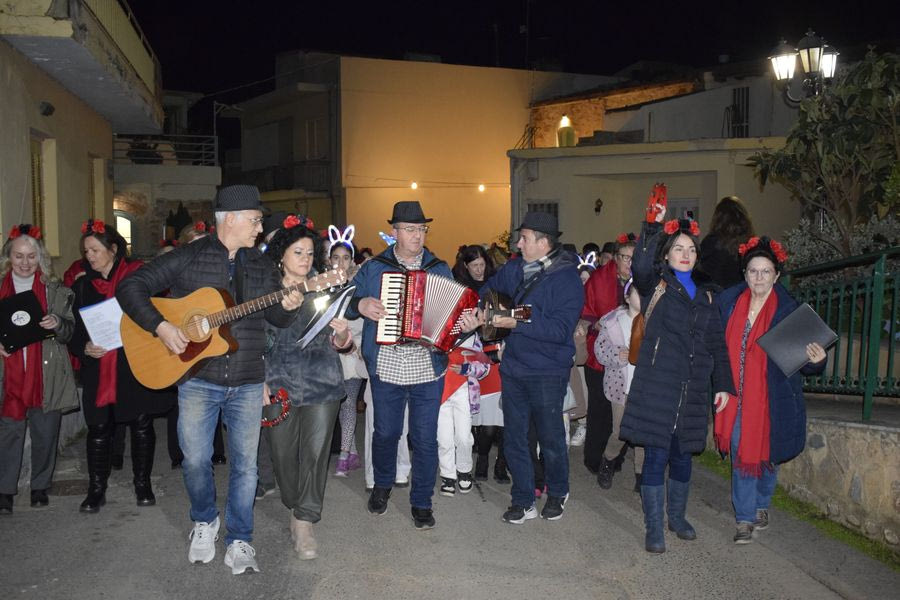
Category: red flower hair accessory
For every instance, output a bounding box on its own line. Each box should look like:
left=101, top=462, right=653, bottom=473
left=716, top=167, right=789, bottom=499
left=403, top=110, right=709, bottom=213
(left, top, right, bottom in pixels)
left=616, top=232, right=637, bottom=244
left=283, top=214, right=301, bottom=229
left=663, top=220, right=679, bottom=235
left=81, top=219, right=105, bottom=234
left=663, top=219, right=700, bottom=237
left=8, top=224, right=42, bottom=240
left=739, top=236, right=788, bottom=266
left=194, top=221, right=207, bottom=233
left=738, top=236, right=760, bottom=256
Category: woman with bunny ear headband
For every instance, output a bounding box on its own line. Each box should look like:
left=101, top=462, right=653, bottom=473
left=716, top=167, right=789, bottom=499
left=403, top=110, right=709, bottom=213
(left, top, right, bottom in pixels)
left=577, top=251, right=597, bottom=284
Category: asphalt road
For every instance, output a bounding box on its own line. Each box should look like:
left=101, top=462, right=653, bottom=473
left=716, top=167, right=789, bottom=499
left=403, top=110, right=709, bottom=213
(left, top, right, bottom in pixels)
left=1, top=420, right=897, bottom=600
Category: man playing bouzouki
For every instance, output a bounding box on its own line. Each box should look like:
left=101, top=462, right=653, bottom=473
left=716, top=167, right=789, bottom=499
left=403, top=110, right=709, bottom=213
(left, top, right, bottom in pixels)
left=117, top=185, right=302, bottom=575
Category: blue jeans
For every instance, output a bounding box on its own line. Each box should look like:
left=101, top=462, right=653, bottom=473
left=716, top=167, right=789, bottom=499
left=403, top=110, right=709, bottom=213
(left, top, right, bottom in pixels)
left=368, top=374, right=442, bottom=509
left=178, top=378, right=262, bottom=545
left=501, top=372, right=569, bottom=507
left=641, top=434, right=692, bottom=486
left=731, top=414, right=778, bottom=523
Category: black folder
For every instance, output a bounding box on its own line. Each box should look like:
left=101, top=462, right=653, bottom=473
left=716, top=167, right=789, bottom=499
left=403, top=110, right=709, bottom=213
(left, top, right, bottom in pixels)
left=0, top=290, right=55, bottom=353
left=756, top=303, right=837, bottom=377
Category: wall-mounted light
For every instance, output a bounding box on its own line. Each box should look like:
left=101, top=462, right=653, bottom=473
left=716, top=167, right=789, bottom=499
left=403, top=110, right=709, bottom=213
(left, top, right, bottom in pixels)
left=557, top=114, right=576, bottom=147
left=478, top=184, right=485, bottom=192
left=768, top=29, right=839, bottom=105
left=410, top=181, right=418, bottom=190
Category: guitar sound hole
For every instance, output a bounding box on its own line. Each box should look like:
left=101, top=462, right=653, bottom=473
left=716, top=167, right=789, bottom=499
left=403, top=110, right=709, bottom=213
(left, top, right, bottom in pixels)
left=184, top=315, right=211, bottom=342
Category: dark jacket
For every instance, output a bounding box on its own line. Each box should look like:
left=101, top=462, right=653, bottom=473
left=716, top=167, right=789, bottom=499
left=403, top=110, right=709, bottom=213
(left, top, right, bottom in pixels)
left=717, top=282, right=826, bottom=464
left=699, top=233, right=743, bottom=289
left=71, top=262, right=174, bottom=424
left=620, top=222, right=735, bottom=453
left=266, top=295, right=346, bottom=407
left=345, top=246, right=452, bottom=376
left=480, top=246, right=585, bottom=379
left=116, top=236, right=296, bottom=387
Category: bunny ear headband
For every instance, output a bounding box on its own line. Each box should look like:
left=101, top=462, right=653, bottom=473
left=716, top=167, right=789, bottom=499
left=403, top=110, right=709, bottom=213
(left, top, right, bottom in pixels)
left=578, top=251, right=597, bottom=269
left=327, top=224, right=356, bottom=257
left=378, top=231, right=396, bottom=246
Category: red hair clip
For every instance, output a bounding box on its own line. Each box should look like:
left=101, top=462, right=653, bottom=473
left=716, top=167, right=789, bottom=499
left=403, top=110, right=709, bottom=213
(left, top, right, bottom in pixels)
left=770, top=239, right=788, bottom=263
left=283, top=214, right=301, bottom=229
left=194, top=221, right=207, bottom=233
left=616, top=232, right=636, bottom=244
left=8, top=224, right=42, bottom=240
left=738, top=236, right=760, bottom=256
left=663, top=219, right=700, bottom=237
left=663, top=220, right=679, bottom=235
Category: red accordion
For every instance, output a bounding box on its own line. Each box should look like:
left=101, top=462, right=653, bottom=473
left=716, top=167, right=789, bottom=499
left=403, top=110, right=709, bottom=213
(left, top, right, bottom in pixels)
left=376, top=270, right=479, bottom=352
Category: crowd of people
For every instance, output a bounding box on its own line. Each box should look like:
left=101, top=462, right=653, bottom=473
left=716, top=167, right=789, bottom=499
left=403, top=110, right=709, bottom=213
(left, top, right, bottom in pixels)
left=0, top=185, right=827, bottom=574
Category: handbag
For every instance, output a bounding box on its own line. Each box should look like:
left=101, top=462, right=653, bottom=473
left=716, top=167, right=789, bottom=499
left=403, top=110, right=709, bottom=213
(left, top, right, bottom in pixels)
left=628, top=280, right=666, bottom=365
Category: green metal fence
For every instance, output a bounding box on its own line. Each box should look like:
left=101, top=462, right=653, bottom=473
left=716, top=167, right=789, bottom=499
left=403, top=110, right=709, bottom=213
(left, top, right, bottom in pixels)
left=782, top=248, right=900, bottom=420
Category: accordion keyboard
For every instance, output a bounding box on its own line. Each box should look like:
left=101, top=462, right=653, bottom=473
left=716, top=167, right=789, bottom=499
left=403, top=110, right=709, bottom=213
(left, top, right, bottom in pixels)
left=377, top=272, right=406, bottom=343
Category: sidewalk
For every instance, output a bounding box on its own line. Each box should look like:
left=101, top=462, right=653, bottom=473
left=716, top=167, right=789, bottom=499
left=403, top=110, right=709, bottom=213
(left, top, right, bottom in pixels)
left=1, top=416, right=897, bottom=600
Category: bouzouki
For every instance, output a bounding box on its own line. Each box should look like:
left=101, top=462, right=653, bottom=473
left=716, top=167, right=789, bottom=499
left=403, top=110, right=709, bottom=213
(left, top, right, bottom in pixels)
left=120, top=269, right=346, bottom=389
left=480, top=289, right=532, bottom=342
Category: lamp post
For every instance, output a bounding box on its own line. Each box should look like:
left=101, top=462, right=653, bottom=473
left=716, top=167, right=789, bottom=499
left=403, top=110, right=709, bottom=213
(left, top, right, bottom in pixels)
left=768, top=29, right=839, bottom=105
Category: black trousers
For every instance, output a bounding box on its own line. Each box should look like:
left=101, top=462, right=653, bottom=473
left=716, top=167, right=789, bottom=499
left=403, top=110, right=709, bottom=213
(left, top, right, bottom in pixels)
left=583, top=367, right=612, bottom=470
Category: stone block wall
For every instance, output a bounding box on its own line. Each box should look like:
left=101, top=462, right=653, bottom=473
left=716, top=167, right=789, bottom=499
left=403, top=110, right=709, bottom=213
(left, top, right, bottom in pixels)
left=778, top=418, right=900, bottom=550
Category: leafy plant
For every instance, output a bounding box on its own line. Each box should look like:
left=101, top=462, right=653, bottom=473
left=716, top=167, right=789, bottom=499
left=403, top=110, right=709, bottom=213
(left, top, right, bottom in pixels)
left=750, top=50, right=900, bottom=257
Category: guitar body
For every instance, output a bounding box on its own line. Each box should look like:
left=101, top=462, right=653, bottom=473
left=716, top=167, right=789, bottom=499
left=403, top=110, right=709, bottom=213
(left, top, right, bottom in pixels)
left=120, top=287, right=237, bottom=389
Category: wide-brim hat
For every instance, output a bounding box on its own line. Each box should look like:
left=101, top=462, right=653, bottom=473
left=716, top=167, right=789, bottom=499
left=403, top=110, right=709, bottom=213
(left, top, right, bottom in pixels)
left=516, top=211, right=561, bottom=237
left=213, top=185, right=268, bottom=213
left=387, top=201, right=433, bottom=225
left=262, top=211, right=288, bottom=239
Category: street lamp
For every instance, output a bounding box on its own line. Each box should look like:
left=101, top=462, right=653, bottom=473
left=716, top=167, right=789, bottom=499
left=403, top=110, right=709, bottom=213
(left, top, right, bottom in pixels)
left=768, top=29, right=839, bottom=104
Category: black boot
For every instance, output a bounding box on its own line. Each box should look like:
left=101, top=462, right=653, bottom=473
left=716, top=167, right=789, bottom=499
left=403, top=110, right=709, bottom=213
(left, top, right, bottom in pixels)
left=131, top=415, right=156, bottom=507
left=596, top=457, right=615, bottom=490
left=474, top=454, right=489, bottom=481
left=80, top=424, right=112, bottom=513
left=634, top=473, right=642, bottom=494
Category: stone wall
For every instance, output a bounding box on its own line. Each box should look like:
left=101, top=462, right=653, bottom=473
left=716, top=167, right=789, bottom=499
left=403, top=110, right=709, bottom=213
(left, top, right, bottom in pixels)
left=778, top=418, right=900, bottom=550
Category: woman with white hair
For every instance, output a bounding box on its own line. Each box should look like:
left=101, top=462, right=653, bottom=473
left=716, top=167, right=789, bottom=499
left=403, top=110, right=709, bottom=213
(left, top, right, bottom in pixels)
left=0, top=225, right=78, bottom=514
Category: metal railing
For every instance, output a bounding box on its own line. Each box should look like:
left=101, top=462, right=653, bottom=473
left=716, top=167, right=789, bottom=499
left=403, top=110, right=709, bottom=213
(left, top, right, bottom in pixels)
left=113, top=134, right=218, bottom=166
left=782, top=248, right=900, bottom=420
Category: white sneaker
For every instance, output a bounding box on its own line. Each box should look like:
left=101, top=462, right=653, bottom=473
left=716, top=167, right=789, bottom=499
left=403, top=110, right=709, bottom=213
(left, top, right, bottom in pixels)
left=188, top=516, right=220, bottom=564
left=224, top=540, right=259, bottom=575
left=569, top=421, right=587, bottom=447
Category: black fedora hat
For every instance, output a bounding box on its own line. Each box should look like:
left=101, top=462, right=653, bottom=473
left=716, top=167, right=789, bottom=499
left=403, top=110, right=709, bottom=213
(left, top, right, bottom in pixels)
left=387, top=201, right=433, bottom=225
left=214, top=184, right=267, bottom=213
left=516, top=211, right=561, bottom=237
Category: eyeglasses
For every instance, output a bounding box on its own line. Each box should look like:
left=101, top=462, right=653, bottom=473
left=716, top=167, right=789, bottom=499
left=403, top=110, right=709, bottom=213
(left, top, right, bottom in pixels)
left=241, top=214, right=264, bottom=226
left=396, top=225, right=429, bottom=234
left=746, top=268, right=775, bottom=279
left=615, top=253, right=633, bottom=263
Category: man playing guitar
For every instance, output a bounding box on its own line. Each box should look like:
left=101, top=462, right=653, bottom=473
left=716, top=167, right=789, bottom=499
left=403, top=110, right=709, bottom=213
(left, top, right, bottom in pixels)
left=117, top=185, right=302, bottom=575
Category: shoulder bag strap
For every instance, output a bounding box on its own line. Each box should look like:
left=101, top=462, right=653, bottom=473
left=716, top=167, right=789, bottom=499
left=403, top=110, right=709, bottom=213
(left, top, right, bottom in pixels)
left=645, top=280, right=667, bottom=321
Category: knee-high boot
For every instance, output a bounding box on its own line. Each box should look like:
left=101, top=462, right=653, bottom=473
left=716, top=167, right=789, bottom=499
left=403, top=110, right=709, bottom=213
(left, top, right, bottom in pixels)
left=131, top=414, right=156, bottom=506
left=493, top=427, right=510, bottom=483
left=666, top=478, right=696, bottom=540
left=641, top=484, right=666, bottom=553
left=474, top=426, right=492, bottom=481
left=80, top=423, right=113, bottom=513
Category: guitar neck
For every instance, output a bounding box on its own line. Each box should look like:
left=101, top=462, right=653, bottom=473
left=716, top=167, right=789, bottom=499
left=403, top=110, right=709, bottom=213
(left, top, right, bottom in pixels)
left=206, top=280, right=312, bottom=328
left=495, top=306, right=530, bottom=321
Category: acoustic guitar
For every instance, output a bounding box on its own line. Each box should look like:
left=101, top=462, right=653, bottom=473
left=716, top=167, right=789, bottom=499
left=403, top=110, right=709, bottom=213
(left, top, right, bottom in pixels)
left=120, top=269, right=347, bottom=389
left=481, top=289, right=532, bottom=342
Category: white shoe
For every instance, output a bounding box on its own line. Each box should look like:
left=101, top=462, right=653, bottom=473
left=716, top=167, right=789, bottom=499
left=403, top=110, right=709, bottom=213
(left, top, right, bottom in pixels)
left=224, top=540, right=259, bottom=575
left=188, top=516, right=220, bottom=564
left=569, top=421, right=587, bottom=447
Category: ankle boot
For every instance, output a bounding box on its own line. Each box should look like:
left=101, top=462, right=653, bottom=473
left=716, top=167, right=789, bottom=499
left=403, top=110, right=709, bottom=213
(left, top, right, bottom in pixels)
left=641, top=485, right=666, bottom=553
left=131, top=415, right=156, bottom=507
left=633, top=473, right=642, bottom=494
left=596, top=457, right=615, bottom=490
left=80, top=424, right=112, bottom=513
left=666, top=479, right=696, bottom=540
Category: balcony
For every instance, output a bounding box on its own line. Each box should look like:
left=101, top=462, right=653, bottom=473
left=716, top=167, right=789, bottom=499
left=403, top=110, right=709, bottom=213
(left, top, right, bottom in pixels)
left=0, top=0, right=163, bottom=132
left=113, top=134, right=217, bottom=166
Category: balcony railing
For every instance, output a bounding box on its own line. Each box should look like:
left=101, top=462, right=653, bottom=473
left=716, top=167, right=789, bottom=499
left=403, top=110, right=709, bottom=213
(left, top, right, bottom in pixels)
left=83, top=0, right=161, bottom=97
left=113, top=134, right=218, bottom=166
left=783, top=248, right=900, bottom=420
left=230, top=160, right=331, bottom=193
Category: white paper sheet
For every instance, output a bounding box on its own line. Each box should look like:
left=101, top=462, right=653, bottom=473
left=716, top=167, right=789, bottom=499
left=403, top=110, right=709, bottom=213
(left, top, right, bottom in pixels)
left=79, top=297, right=124, bottom=350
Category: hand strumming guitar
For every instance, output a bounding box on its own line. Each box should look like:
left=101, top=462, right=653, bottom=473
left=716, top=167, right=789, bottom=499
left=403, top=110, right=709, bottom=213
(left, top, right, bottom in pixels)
left=281, top=289, right=303, bottom=311
left=156, top=321, right=189, bottom=355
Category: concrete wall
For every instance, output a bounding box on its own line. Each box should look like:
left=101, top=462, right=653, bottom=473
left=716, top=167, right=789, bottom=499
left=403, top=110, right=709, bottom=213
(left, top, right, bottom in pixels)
left=0, top=39, right=112, bottom=272
left=113, top=163, right=221, bottom=259
left=779, top=418, right=900, bottom=549
left=509, top=138, right=800, bottom=251
left=339, top=56, right=612, bottom=259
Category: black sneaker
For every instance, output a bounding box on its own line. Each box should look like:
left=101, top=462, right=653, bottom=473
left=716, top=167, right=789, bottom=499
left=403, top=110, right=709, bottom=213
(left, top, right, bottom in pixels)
left=0, top=493, right=13, bottom=514
left=212, top=454, right=227, bottom=466
left=439, top=477, right=456, bottom=497
left=541, top=493, right=569, bottom=521
left=502, top=504, right=537, bottom=524
left=474, top=454, right=489, bottom=481
left=596, top=458, right=614, bottom=490
left=411, top=507, right=435, bottom=530
left=457, top=472, right=474, bottom=494
left=30, top=489, right=49, bottom=507
left=367, top=486, right=391, bottom=515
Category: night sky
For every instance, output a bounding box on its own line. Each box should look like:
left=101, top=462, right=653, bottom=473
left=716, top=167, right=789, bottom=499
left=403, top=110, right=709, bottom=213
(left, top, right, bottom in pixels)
left=128, top=0, right=897, bottom=142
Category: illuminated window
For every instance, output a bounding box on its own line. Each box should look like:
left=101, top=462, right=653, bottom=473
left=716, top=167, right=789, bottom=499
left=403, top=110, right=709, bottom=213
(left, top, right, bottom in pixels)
left=115, top=211, right=133, bottom=253
left=30, top=138, right=45, bottom=230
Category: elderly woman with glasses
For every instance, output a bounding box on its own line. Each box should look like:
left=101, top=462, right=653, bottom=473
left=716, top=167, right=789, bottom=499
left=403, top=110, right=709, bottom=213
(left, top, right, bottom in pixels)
left=714, top=236, right=826, bottom=544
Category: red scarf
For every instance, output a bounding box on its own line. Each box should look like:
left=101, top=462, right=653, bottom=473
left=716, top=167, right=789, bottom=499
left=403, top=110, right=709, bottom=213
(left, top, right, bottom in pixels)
left=715, top=288, right=777, bottom=477
left=89, top=259, right=143, bottom=408
left=0, top=271, right=47, bottom=420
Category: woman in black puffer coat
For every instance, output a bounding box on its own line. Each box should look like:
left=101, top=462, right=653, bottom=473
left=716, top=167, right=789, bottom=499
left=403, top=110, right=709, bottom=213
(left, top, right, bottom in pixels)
left=619, top=205, right=734, bottom=553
